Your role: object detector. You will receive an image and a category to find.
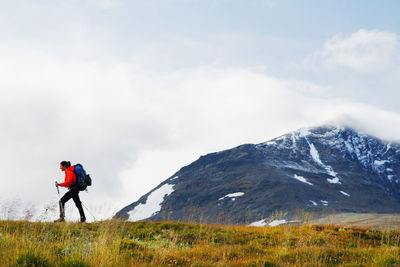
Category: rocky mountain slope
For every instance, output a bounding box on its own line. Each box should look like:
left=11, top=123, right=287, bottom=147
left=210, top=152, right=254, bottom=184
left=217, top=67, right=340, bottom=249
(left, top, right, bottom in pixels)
left=114, top=126, right=400, bottom=225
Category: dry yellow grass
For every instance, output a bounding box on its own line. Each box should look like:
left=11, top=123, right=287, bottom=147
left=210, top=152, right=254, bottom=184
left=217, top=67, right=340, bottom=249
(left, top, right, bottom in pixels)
left=1, top=219, right=400, bottom=266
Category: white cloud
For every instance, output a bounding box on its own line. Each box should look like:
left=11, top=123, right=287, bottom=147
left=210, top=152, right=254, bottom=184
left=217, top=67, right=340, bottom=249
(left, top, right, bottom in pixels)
left=308, top=29, right=400, bottom=71
left=2, top=25, right=400, bottom=220
left=2, top=44, right=400, bottom=217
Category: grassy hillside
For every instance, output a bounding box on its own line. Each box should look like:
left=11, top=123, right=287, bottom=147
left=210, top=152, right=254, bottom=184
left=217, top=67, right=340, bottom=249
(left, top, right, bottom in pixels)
left=1, top=220, right=400, bottom=266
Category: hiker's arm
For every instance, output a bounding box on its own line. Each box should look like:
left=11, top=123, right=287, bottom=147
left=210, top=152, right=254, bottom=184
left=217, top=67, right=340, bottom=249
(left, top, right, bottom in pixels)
left=58, top=172, right=74, bottom=187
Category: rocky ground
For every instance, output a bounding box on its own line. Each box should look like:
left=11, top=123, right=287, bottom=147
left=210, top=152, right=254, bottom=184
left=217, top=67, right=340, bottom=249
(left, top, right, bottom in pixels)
left=309, top=213, right=400, bottom=230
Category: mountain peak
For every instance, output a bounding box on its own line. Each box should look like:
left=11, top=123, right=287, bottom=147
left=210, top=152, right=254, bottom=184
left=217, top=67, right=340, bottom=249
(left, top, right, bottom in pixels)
left=294, top=124, right=367, bottom=139
left=115, top=124, right=400, bottom=224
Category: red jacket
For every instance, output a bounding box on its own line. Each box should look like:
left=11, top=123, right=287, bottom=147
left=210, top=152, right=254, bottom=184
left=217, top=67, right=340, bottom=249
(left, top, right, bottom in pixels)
left=58, top=166, right=76, bottom=188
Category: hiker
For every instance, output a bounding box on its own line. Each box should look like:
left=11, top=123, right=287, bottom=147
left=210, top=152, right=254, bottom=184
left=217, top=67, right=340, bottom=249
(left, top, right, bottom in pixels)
left=54, top=161, right=86, bottom=222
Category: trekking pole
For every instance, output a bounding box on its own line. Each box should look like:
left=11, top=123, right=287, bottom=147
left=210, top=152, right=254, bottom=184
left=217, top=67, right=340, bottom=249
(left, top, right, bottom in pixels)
left=81, top=202, right=97, bottom=222
left=55, top=182, right=60, bottom=200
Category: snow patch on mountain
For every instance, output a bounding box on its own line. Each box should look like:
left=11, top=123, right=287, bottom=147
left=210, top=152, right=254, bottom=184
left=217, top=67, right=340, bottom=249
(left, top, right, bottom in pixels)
left=327, top=177, right=341, bottom=184
left=375, top=160, right=390, bottom=166
left=340, top=191, right=350, bottom=197
left=299, top=128, right=311, bottom=137
left=320, top=200, right=328, bottom=206
left=309, top=143, right=323, bottom=165
left=373, top=160, right=391, bottom=173
left=291, top=133, right=298, bottom=148
left=308, top=143, right=342, bottom=184
left=265, top=141, right=276, bottom=146
left=128, top=184, right=174, bottom=222
left=293, top=174, right=313, bottom=186
left=268, top=219, right=287, bottom=226
left=385, top=143, right=391, bottom=152
left=248, top=219, right=299, bottom=227
left=248, top=219, right=267, bottom=227
left=248, top=219, right=287, bottom=227
left=310, top=200, right=318, bottom=206
left=344, top=140, right=355, bottom=154
left=219, top=192, right=245, bottom=201
left=334, top=130, right=396, bottom=175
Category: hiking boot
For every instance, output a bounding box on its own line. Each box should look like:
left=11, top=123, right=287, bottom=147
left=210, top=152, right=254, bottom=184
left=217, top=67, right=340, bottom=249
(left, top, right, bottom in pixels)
left=54, top=217, right=65, bottom=223
left=80, top=217, right=86, bottom=223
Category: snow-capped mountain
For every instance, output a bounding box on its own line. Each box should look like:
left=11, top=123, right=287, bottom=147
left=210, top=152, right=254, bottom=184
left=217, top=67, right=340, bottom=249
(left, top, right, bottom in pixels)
left=114, top=126, right=400, bottom=224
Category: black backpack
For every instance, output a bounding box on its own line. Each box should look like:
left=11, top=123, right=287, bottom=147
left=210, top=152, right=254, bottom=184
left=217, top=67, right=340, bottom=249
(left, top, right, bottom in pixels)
left=73, top=163, right=92, bottom=191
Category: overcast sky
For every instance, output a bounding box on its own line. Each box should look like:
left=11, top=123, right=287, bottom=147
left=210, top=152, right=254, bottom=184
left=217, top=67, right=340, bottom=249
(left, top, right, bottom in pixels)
left=1, top=0, right=400, bottom=220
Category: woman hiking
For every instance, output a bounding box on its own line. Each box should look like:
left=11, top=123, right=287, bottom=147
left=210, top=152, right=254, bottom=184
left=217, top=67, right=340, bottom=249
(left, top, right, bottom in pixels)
left=54, top=161, right=86, bottom=222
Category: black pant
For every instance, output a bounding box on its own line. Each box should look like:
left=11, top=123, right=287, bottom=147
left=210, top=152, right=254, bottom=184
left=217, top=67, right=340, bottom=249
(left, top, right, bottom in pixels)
left=59, top=188, right=86, bottom=220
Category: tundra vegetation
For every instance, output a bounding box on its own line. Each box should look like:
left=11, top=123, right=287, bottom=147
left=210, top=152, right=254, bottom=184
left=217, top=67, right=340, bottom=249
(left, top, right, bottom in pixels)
left=1, top=220, right=400, bottom=266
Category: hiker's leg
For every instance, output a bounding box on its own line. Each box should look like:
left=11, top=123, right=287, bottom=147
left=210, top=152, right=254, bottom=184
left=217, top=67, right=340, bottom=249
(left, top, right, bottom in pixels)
left=71, top=189, right=86, bottom=222
left=59, top=190, right=73, bottom=219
